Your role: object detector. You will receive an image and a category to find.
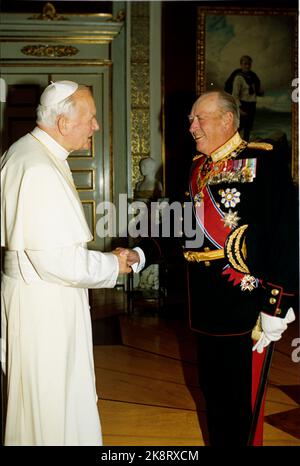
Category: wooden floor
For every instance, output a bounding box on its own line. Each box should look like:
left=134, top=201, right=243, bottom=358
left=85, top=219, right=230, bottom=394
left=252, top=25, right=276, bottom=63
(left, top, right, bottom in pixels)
left=90, top=288, right=300, bottom=446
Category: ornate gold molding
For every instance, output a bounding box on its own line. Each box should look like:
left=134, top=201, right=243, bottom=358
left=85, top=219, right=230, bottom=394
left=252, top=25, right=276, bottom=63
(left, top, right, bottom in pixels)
left=130, top=2, right=150, bottom=193
left=21, top=44, right=79, bottom=57
left=28, top=3, right=68, bottom=21
left=111, top=10, right=126, bottom=23
left=0, top=60, right=111, bottom=67
left=2, top=37, right=118, bottom=44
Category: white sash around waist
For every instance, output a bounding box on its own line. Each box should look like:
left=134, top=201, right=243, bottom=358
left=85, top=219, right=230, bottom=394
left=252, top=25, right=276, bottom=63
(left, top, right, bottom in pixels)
left=4, top=250, right=42, bottom=283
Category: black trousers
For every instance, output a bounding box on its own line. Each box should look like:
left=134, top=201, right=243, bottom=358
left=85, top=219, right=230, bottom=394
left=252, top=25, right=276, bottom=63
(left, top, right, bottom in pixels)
left=196, top=332, right=253, bottom=446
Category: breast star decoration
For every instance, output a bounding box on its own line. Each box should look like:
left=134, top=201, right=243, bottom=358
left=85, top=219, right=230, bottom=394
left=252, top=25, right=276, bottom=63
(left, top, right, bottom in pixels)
left=240, top=274, right=258, bottom=292
left=219, top=188, right=241, bottom=208
left=222, top=209, right=240, bottom=229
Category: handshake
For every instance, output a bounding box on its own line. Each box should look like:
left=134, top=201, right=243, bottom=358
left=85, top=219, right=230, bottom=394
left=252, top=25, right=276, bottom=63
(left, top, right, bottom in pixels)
left=112, top=247, right=140, bottom=274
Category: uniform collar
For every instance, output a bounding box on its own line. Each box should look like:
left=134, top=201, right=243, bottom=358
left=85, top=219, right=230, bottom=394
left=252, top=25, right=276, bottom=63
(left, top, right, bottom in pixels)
left=210, top=132, right=244, bottom=163
left=31, top=127, right=69, bottom=161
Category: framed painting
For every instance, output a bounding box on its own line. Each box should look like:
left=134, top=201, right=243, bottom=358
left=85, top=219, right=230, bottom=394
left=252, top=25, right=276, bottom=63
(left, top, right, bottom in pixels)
left=196, top=7, right=298, bottom=182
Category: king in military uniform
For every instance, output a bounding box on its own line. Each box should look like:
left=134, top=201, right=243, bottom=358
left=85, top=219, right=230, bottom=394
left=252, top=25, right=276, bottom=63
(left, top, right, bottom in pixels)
left=125, top=90, right=298, bottom=446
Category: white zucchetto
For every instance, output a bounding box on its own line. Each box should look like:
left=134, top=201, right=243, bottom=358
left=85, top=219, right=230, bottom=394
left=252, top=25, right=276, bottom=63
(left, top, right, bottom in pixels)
left=40, top=80, right=78, bottom=107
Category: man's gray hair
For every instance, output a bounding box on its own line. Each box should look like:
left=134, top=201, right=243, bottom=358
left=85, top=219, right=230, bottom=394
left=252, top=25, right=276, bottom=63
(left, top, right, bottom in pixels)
left=199, top=90, right=240, bottom=130
left=36, top=84, right=90, bottom=127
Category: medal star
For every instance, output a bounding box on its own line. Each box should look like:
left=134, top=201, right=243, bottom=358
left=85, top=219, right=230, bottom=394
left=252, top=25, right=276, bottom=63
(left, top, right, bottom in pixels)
left=240, top=274, right=257, bottom=292
left=242, top=167, right=254, bottom=182
left=222, top=209, right=240, bottom=229
left=220, top=187, right=241, bottom=208
left=194, top=192, right=204, bottom=206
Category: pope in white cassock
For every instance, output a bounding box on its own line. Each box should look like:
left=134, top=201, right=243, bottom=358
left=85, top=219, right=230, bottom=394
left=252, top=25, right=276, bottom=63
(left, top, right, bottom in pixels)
left=1, top=81, right=131, bottom=446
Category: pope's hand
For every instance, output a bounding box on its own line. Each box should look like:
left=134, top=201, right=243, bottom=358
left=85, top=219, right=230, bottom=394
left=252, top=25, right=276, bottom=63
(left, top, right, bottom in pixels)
left=113, top=249, right=132, bottom=274
left=252, top=308, right=296, bottom=353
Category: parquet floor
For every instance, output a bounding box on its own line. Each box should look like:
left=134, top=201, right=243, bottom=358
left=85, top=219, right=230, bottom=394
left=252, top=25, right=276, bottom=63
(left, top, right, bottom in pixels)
left=90, top=288, right=300, bottom=446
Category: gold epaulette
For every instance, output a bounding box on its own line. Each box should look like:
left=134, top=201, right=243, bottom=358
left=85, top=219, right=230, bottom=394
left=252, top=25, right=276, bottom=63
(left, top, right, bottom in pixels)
left=247, top=142, right=273, bottom=151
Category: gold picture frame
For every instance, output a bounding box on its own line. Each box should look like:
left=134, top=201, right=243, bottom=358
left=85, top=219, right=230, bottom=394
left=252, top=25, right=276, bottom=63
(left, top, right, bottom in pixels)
left=196, top=6, right=298, bottom=183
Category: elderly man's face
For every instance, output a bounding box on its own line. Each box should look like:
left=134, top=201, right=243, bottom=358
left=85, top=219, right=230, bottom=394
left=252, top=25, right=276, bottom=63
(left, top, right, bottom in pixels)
left=189, top=94, right=230, bottom=155
left=66, top=90, right=99, bottom=151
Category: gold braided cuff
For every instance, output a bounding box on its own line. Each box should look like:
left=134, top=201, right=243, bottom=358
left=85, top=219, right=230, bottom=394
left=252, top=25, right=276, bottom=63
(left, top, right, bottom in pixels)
left=225, top=224, right=250, bottom=274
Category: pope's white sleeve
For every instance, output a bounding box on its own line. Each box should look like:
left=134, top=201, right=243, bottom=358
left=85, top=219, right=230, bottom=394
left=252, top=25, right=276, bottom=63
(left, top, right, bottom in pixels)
left=25, top=245, right=119, bottom=288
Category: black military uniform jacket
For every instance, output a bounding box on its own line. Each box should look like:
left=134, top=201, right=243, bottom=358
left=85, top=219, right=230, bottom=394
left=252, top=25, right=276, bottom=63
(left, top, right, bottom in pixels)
left=184, top=132, right=298, bottom=335
left=138, top=132, right=298, bottom=336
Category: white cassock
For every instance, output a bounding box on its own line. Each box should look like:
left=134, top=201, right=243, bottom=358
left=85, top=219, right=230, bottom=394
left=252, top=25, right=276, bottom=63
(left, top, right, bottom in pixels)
left=1, top=127, right=119, bottom=446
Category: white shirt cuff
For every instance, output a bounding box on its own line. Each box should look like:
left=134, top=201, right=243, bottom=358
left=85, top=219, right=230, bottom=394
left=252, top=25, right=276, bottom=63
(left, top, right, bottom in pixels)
left=131, top=247, right=146, bottom=273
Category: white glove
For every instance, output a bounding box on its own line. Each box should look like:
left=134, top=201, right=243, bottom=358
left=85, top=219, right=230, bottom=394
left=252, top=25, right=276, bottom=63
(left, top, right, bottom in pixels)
left=252, top=308, right=296, bottom=353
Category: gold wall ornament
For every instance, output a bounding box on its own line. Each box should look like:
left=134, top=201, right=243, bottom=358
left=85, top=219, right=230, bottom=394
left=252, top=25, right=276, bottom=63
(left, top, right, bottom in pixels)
left=21, top=44, right=79, bottom=57
left=28, top=2, right=69, bottom=21
left=130, top=2, right=150, bottom=193
left=111, top=10, right=126, bottom=23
